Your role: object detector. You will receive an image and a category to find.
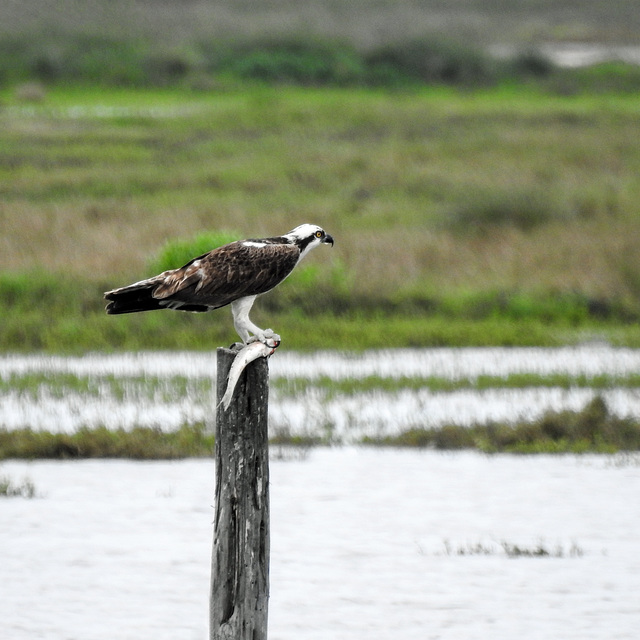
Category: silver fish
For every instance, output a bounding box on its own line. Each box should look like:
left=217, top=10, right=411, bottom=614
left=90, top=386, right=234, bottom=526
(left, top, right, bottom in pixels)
left=219, top=337, right=280, bottom=410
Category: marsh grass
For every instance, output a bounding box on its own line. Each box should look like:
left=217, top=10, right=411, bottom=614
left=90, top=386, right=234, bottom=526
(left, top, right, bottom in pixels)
left=0, top=423, right=215, bottom=460
left=2, top=395, right=638, bottom=458
left=441, top=539, right=584, bottom=558
left=273, top=372, right=640, bottom=398
left=364, top=396, right=640, bottom=453
left=0, top=474, right=37, bottom=498
left=0, top=371, right=213, bottom=404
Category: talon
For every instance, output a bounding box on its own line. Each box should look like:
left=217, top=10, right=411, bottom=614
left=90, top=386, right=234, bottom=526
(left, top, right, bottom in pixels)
left=262, top=331, right=280, bottom=347
left=248, top=329, right=281, bottom=347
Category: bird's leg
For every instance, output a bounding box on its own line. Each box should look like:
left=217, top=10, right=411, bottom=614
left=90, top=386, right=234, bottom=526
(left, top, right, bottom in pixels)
left=231, top=297, right=280, bottom=345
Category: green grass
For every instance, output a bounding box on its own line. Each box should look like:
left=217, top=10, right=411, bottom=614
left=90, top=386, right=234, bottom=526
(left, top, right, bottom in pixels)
left=2, top=83, right=640, bottom=349
left=3, top=268, right=640, bottom=351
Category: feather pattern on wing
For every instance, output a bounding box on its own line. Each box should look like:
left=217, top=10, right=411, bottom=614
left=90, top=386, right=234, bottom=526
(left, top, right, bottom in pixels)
left=105, top=240, right=301, bottom=314
left=153, top=241, right=300, bottom=308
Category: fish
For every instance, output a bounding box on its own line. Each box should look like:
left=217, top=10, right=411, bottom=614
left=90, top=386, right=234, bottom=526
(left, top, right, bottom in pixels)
left=219, top=336, right=280, bottom=410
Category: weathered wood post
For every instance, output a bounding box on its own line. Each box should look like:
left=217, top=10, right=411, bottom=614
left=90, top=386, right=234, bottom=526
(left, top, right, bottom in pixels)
left=210, top=346, right=270, bottom=640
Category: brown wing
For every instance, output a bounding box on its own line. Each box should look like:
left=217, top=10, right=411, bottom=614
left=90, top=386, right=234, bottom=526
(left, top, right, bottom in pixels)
left=152, top=241, right=300, bottom=309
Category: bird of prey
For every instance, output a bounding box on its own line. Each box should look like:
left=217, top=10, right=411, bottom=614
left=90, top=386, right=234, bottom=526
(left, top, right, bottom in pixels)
left=104, top=223, right=334, bottom=344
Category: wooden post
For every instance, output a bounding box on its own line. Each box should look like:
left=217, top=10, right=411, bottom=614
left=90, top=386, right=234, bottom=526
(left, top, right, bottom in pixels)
left=210, top=347, right=270, bottom=640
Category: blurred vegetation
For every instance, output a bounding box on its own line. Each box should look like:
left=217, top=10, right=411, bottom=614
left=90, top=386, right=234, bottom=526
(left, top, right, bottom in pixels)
left=0, top=423, right=215, bottom=460
left=2, top=269, right=640, bottom=351
left=147, top=230, right=242, bottom=274
left=1, top=34, right=498, bottom=88
left=364, top=396, right=640, bottom=453
left=1, top=33, right=640, bottom=350
left=2, top=32, right=640, bottom=92
left=0, top=473, right=37, bottom=497
left=2, top=396, right=639, bottom=458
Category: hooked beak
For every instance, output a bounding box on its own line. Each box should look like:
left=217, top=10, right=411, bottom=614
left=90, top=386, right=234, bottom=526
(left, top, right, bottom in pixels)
left=323, top=233, right=334, bottom=246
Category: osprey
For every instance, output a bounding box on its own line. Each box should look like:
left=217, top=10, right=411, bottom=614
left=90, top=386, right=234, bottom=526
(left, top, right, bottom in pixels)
left=104, top=223, right=334, bottom=344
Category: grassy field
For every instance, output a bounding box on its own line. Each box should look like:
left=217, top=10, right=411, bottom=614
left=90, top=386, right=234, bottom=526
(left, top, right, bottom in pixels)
left=2, top=79, right=640, bottom=350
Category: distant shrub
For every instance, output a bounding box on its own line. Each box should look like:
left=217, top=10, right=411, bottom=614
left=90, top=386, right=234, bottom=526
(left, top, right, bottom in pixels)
left=0, top=36, right=40, bottom=84
left=509, top=49, right=556, bottom=78
left=217, top=38, right=365, bottom=85
left=5, top=32, right=636, bottom=92
left=364, top=37, right=501, bottom=87
left=148, top=230, right=241, bottom=274
left=143, top=46, right=205, bottom=86
left=0, top=33, right=200, bottom=87
left=0, top=32, right=503, bottom=88
left=27, top=34, right=148, bottom=85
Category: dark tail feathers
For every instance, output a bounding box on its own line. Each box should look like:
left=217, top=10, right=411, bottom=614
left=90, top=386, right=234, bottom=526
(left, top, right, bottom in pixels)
left=104, top=281, right=164, bottom=315
left=104, top=278, right=210, bottom=314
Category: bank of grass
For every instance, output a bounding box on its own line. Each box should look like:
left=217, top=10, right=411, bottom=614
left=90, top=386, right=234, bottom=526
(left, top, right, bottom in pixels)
left=364, top=396, right=640, bottom=453
left=0, top=423, right=215, bottom=460
left=2, top=397, right=638, bottom=458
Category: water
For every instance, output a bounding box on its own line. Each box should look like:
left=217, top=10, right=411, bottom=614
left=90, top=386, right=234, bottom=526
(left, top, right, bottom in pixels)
left=2, top=346, right=640, bottom=441
left=2, top=450, right=640, bottom=639
left=4, top=345, right=640, bottom=380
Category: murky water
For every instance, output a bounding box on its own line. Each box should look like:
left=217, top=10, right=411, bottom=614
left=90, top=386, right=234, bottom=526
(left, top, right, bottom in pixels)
left=1, top=347, right=640, bottom=440
left=1, top=450, right=639, bottom=640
